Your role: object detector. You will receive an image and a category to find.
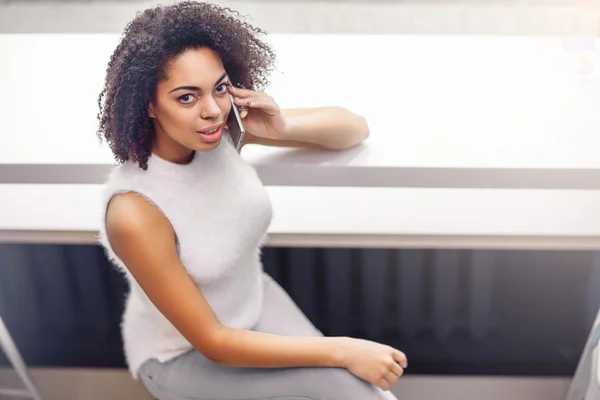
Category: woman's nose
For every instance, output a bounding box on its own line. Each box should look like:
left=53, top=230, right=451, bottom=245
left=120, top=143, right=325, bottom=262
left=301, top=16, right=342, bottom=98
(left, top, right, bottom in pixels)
left=200, top=96, right=221, bottom=120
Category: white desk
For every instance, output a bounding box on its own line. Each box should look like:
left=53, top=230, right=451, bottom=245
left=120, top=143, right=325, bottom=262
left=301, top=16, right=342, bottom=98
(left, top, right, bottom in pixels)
left=1, top=33, right=600, bottom=249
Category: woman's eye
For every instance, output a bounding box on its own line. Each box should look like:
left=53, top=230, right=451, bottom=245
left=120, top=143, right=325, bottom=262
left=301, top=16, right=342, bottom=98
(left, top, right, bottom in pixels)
left=179, top=94, right=195, bottom=104
left=216, top=83, right=229, bottom=94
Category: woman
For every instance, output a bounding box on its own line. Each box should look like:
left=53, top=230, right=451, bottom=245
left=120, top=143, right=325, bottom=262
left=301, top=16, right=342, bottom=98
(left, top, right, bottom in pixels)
left=96, top=2, right=407, bottom=399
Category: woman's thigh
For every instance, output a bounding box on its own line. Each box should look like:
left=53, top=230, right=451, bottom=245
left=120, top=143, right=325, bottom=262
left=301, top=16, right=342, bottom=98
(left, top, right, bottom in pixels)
left=252, top=273, right=323, bottom=337
left=140, top=353, right=396, bottom=400
left=139, top=273, right=398, bottom=400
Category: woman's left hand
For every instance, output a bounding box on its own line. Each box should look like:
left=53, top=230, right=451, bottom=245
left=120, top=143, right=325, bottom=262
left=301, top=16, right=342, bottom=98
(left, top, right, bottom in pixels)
left=227, top=86, right=287, bottom=139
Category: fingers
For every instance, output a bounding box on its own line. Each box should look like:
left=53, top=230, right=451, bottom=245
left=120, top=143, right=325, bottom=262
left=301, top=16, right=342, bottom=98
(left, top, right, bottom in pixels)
left=385, top=370, right=399, bottom=384
left=233, top=96, right=260, bottom=107
left=377, top=379, right=390, bottom=391
left=389, top=361, right=404, bottom=377
left=392, top=350, right=408, bottom=369
left=378, top=368, right=400, bottom=391
left=228, top=85, right=265, bottom=98
left=228, top=86, right=280, bottom=116
left=376, top=369, right=400, bottom=391
left=232, top=95, right=279, bottom=115
left=374, top=355, right=403, bottom=391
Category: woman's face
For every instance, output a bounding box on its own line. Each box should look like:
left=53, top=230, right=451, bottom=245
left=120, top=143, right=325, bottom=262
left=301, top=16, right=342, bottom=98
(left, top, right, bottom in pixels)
left=148, top=47, right=232, bottom=163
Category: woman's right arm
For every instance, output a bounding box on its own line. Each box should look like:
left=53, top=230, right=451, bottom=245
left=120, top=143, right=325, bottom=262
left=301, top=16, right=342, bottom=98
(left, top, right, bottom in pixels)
left=105, top=192, right=407, bottom=389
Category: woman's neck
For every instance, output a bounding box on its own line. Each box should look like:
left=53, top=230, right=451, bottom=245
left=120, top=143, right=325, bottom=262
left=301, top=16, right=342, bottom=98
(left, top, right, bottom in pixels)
left=152, top=133, right=195, bottom=165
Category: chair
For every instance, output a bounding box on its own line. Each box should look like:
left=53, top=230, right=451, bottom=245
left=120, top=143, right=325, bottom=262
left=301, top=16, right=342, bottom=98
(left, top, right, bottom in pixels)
left=566, top=307, right=600, bottom=400
left=0, top=312, right=44, bottom=400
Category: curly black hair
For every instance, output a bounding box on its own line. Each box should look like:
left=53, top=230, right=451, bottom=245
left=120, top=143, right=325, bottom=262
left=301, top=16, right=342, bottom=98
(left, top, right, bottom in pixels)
left=96, top=1, right=276, bottom=170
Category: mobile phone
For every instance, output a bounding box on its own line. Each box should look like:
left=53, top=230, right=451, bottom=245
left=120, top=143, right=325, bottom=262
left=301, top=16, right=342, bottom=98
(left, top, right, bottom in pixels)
left=227, top=92, right=245, bottom=151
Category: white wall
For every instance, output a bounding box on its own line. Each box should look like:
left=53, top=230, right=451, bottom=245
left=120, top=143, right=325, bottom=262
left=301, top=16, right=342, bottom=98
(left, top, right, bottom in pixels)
left=0, top=0, right=599, bottom=36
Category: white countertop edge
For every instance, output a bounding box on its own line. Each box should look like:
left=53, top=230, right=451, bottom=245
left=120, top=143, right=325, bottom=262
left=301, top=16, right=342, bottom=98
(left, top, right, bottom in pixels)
left=4, top=163, right=600, bottom=190
left=2, top=185, right=600, bottom=247
left=1, top=230, right=599, bottom=250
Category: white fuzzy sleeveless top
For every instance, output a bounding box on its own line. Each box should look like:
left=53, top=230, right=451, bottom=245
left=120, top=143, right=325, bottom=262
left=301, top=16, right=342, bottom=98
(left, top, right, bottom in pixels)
left=97, top=135, right=273, bottom=379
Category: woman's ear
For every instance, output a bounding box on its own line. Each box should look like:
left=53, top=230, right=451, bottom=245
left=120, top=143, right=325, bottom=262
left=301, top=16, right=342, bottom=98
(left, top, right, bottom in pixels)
left=148, top=102, right=156, bottom=119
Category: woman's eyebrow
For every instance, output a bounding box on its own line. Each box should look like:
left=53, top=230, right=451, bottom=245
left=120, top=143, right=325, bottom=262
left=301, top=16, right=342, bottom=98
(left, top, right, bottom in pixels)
left=168, top=72, right=228, bottom=94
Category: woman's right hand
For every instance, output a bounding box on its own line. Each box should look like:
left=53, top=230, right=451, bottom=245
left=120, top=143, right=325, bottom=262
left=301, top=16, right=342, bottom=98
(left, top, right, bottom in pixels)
left=336, top=337, right=407, bottom=391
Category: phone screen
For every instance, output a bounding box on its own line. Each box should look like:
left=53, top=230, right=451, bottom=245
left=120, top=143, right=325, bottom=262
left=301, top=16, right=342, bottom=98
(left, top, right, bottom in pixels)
left=227, top=93, right=245, bottom=150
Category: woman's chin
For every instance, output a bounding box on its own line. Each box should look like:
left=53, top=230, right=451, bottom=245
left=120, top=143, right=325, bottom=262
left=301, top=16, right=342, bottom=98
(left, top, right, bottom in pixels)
left=193, top=138, right=222, bottom=152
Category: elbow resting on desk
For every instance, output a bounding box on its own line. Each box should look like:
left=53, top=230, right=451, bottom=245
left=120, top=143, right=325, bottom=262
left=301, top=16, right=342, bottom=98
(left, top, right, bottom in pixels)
left=246, top=107, right=370, bottom=150
left=284, top=107, right=370, bottom=150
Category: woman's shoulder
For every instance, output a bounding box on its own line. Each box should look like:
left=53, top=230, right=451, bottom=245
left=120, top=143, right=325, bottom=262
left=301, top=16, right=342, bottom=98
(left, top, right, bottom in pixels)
left=104, top=190, right=174, bottom=249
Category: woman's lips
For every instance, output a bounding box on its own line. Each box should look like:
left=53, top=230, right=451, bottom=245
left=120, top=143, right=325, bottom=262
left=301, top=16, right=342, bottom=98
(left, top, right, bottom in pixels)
left=196, top=124, right=223, bottom=143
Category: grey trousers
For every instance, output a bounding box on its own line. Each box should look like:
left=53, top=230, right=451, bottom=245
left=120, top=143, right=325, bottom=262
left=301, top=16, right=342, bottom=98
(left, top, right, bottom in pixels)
left=139, top=273, right=399, bottom=400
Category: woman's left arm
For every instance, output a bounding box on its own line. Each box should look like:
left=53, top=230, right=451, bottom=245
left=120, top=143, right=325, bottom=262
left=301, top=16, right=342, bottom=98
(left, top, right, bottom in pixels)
left=243, top=107, right=370, bottom=150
